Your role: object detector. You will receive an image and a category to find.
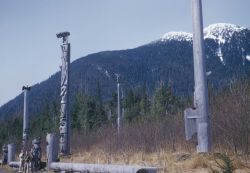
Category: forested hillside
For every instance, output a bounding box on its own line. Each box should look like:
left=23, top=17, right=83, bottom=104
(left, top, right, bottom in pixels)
left=0, top=23, right=249, bottom=123
left=0, top=79, right=249, bottom=156
left=0, top=24, right=249, bottom=166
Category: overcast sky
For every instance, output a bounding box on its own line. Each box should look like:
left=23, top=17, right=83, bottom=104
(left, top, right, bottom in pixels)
left=0, top=0, right=250, bottom=106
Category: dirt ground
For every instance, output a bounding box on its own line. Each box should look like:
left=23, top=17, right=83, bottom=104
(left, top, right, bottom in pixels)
left=0, top=168, right=17, bottom=173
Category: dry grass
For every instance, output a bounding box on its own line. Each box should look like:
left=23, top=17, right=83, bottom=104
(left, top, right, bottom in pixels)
left=59, top=149, right=250, bottom=173
left=57, top=82, right=250, bottom=173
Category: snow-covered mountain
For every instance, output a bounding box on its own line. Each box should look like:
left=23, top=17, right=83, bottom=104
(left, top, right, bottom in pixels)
left=159, top=23, right=247, bottom=43
left=0, top=23, right=249, bottom=120
left=204, top=23, right=245, bottom=44
left=161, top=32, right=192, bottom=42
left=155, top=23, right=250, bottom=66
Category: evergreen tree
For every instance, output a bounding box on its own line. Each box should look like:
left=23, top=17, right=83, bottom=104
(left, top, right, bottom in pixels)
left=151, top=84, right=180, bottom=118
left=71, top=93, right=94, bottom=133
left=124, top=90, right=141, bottom=122
left=71, top=93, right=83, bottom=131
left=94, top=80, right=107, bottom=128
left=71, top=90, right=107, bottom=134
left=139, top=84, right=150, bottom=116
left=41, top=102, right=53, bottom=133
left=51, top=100, right=60, bottom=133
left=107, top=92, right=117, bottom=125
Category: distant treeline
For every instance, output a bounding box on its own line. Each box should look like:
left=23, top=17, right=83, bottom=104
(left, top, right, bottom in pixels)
left=0, top=82, right=182, bottom=146
left=0, top=80, right=249, bottom=155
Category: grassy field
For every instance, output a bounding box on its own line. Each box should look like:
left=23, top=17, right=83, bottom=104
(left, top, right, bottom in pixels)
left=59, top=149, right=250, bottom=173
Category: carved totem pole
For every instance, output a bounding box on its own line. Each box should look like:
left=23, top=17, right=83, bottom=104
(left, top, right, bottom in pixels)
left=184, top=0, right=211, bottom=153
left=56, top=32, right=71, bottom=155
left=31, top=138, right=42, bottom=171
left=2, top=144, right=8, bottom=164
left=22, top=85, right=31, bottom=152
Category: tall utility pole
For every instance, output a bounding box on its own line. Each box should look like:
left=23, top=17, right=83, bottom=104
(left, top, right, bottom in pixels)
left=116, top=74, right=121, bottom=134
left=22, top=85, right=31, bottom=152
left=56, top=31, right=71, bottom=155
left=121, top=88, right=125, bottom=119
left=184, top=0, right=211, bottom=153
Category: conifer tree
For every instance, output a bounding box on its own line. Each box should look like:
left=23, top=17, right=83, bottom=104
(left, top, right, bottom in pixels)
left=94, top=80, right=107, bottom=128
left=140, top=84, right=150, bottom=116
left=151, top=83, right=179, bottom=118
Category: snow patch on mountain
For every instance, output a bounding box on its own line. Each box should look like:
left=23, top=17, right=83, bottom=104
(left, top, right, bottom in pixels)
left=246, top=55, right=250, bottom=61
left=105, top=70, right=111, bottom=78
left=217, top=45, right=225, bottom=65
left=204, top=23, right=245, bottom=43
left=97, top=65, right=102, bottom=71
left=161, top=32, right=192, bottom=42
left=96, top=65, right=111, bottom=78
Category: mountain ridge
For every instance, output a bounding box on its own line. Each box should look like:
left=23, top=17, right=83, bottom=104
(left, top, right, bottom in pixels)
left=0, top=23, right=249, bottom=120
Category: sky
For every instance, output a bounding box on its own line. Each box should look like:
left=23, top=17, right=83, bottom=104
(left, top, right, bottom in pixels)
left=0, top=0, right=250, bottom=106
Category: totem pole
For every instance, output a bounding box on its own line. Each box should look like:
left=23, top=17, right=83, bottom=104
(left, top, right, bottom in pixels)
left=22, top=85, right=31, bottom=152
left=56, top=31, right=71, bottom=155
left=31, top=138, right=42, bottom=171
left=2, top=144, right=8, bottom=164
left=184, top=0, right=211, bottom=153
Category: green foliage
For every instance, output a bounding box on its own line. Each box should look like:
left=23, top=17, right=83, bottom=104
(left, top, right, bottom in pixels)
left=0, top=117, right=22, bottom=147
left=151, top=84, right=180, bottom=118
left=124, top=90, right=141, bottom=122
left=94, top=80, right=107, bottom=128
left=210, top=154, right=235, bottom=173
left=0, top=82, right=182, bottom=150
left=109, top=83, right=183, bottom=123
left=139, top=84, right=150, bottom=116
left=0, top=80, right=249, bottom=157
left=71, top=89, right=107, bottom=133
left=107, top=92, right=117, bottom=125
left=123, top=84, right=152, bottom=122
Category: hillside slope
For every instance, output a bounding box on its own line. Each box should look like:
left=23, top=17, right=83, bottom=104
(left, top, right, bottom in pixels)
left=0, top=23, right=249, bottom=120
